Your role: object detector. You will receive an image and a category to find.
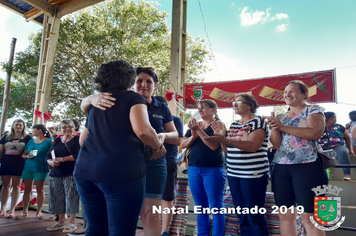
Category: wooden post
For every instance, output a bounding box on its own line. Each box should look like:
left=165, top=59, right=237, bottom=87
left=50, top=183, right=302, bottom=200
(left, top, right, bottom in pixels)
left=33, top=13, right=61, bottom=125
left=169, top=0, right=187, bottom=122
left=0, top=38, right=17, bottom=133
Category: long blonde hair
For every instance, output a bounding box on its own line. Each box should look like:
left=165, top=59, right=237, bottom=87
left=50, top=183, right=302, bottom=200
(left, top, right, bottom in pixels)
left=6, top=119, right=27, bottom=140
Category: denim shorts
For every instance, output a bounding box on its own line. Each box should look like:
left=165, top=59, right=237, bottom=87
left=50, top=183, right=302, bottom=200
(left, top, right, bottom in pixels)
left=21, top=171, right=48, bottom=181
left=145, top=157, right=167, bottom=199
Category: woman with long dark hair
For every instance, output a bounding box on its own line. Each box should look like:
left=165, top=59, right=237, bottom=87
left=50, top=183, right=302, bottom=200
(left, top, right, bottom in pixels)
left=15, top=124, right=52, bottom=220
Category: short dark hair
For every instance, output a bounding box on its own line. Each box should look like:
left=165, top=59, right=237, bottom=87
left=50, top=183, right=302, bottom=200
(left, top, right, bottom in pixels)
left=94, top=60, right=136, bottom=92
left=136, top=67, right=158, bottom=84
left=236, top=93, right=259, bottom=113
left=324, top=111, right=336, bottom=121
left=349, top=111, right=356, bottom=121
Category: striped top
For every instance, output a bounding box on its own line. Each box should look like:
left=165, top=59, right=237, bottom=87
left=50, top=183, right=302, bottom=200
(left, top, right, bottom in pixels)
left=226, top=116, right=269, bottom=178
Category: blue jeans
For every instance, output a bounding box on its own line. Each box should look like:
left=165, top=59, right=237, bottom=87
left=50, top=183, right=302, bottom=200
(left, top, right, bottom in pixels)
left=188, top=166, right=226, bottom=236
left=228, top=174, right=269, bottom=236
left=75, top=177, right=145, bottom=236
left=333, top=146, right=351, bottom=175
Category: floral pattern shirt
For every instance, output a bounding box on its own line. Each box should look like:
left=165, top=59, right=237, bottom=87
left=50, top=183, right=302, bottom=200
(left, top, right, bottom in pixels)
left=319, top=124, right=345, bottom=150
left=273, top=104, right=324, bottom=164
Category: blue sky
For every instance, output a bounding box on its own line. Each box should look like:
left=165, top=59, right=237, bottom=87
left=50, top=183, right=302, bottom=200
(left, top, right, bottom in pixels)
left=0, top=0, right=356, bottom=125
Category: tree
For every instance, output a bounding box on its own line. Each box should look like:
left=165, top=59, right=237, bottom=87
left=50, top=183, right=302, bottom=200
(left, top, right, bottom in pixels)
left=2, top=0, right=210, bottom=124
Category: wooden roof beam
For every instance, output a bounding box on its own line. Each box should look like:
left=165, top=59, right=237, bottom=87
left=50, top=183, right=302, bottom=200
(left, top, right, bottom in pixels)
left=25, top=10, right=43, bottom=22
left=57, top=0, right=104, bottom=18
left=23, top=0, right=55, bottom=16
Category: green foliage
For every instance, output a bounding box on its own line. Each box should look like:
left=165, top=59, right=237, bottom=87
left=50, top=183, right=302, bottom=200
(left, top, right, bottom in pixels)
left=1, top=0, right=210, bottom=124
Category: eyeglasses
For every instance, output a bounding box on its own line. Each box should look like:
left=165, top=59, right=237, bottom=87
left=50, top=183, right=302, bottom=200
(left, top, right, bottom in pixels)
left=232, top=101, right=249, bottom=106
left=62, top=126, right=73, bottom=129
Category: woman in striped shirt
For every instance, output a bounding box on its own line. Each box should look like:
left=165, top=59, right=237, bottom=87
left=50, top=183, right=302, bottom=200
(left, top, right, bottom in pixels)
left=207, top=93, right=269, bottom=236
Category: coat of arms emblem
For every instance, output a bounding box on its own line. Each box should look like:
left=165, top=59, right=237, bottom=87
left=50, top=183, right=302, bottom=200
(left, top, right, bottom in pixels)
left=191, top=86, right=203, bottom=101
left=310, top=184, right=345, bottom=231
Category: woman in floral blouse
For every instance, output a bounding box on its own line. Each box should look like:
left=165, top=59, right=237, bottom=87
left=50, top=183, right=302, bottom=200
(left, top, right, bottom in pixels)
left=267, top=80, right=328, bottom=236
left=319, top=111, right=354, bottom=181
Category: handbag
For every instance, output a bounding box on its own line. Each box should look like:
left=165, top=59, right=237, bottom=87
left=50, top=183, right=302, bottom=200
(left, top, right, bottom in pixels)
left=179, top=146, right=192, bottom=168
left=305, top=107, right=336, bottom=169
left=316, top=148, right=337, bottom=169
left=312, top=128, right=336, bottom=169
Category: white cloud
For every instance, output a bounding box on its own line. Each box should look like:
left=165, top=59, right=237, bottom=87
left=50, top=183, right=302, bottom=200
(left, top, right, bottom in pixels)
left=240, top=7, right=269, bottom=26
left=274, top=13, right=289, bottom=20
left=275, top=23, right=288, bottom=32
left=204, top=52, right=252, bottom=82
left=240, top=7, right=289, bottom=27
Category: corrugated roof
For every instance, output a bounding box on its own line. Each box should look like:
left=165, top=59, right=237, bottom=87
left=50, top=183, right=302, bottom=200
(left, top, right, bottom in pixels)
left=1, top=0, right=44, bottom=24
left=0, top=0, right=85, bottom=24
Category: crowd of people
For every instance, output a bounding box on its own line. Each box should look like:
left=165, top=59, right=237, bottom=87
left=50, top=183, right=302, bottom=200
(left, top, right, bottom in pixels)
left=0, top=59, right=355, bottom=236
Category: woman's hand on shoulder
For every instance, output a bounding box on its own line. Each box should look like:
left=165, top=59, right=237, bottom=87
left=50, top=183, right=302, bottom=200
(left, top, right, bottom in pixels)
left=82, top=92, right=116, bottom=112
left=91, top=93, right=116, bottom=110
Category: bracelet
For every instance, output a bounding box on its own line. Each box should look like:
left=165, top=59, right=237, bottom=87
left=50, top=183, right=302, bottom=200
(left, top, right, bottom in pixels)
left=164, top=133, right=167, bottom=140
left=153, top=143, right=163, bottom=153
left=227, top=138, right=231, bottom=146
left=61, top=157, right=64, bottom=162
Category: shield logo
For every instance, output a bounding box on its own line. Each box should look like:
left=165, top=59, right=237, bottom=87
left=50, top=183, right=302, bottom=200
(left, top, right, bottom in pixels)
left=314, top=197, right=341, bottom=225
left=191, top=86, right=203, bottom=101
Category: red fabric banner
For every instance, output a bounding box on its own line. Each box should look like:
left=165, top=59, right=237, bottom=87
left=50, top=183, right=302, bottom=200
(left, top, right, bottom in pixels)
left=184, top=69, right=335, bottom=108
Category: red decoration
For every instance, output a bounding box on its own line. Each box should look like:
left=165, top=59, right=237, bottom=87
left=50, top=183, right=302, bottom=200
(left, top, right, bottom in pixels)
left=166, top=89, right=183, bottom=102
left=184, top=69, right=335, bottom=108
left=34, top=109, right=52, bottom=121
